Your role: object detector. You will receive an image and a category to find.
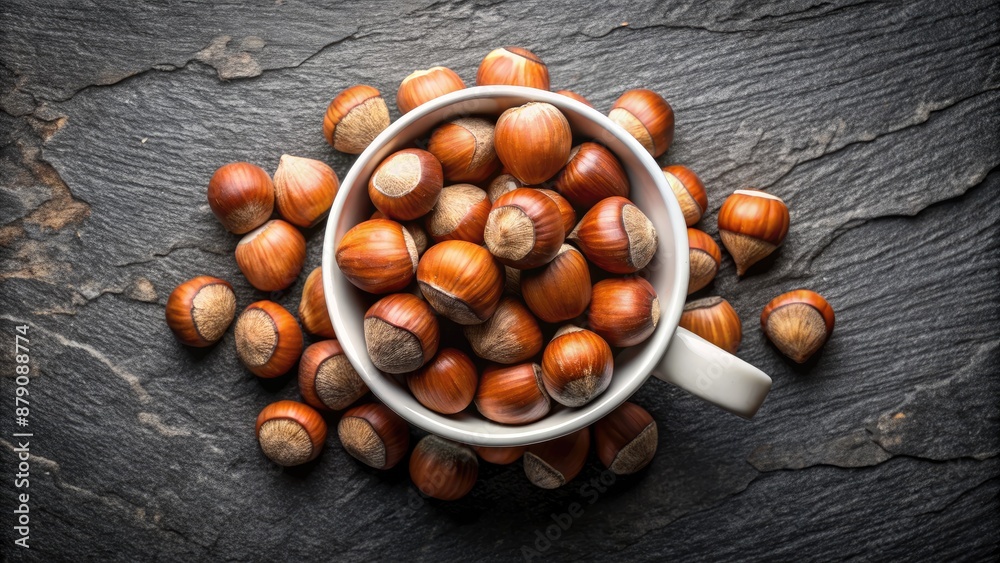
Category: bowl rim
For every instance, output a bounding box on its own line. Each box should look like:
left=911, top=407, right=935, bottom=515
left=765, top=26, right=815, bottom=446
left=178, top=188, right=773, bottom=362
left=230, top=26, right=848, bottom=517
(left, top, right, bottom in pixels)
left=322, top=85, right=690, bottom=446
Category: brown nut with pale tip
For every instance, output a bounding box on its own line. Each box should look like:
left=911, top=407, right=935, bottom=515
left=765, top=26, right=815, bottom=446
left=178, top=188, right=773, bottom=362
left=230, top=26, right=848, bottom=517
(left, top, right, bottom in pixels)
left=364, top=293, right=439, bottom=374
left=256, top=400, right=327, bottom=467
left=569, top=196, right=657, bottom=274
left=687, top=228, right=722, bottom=295
left=323, top=84, right=390, bottom=154
left=485, top=188, right=566, bottom=269
left=475, top=363, right=551, bottom=425
left=409, top=435, right=479, bottom=501
left=416, top=240, right=505, bottom=325
left=424, top=184, right=491, bottom=244
left=541, top=326, right=613, bottom=407
left=427, top=118, right=500, bottom=184
left=207, top=162, right=274, bottom=234
left=165, top=276, right=236, bottom=347
left=298, top=267, right=335, bottom=339
left=587, top=276, right=659, bottom=347
left=761, top=289, right=835, bottom=363
left=407, top=348, right=478, bottom=414
left=494, top=102, right=572, bottom=185
left=487, top=173, right=524, bottom=203
left=555, top=90, right=593, bottom=108
left=679, top=296, right=742, bottom=354
left=717, top=189, right=790, bottom=276
left=298, top=340, right=368, bottom=411
left=524, top=427, right=590, bottom=489
left=537, top=189, right=576, bottom=236
left=552, top=143, right=630, bottom=209
left=663, top=165, right=708, bottom=227
left=463, top=296, right=543, bottom=364
left=594, top=402, right=657, bottom=475
left=397, top=66, right=466, bottom=114
left=338, top=403, right=410, bottom=470
left=235, top=219, right=306, bottom=291
left=476, top=46, right=550, bottom=90
left=368, top=148, right=443, bottom=221
left=336, top=219, right=419, bottom=294
left=520, top=245, right=591, bottom=323
left=608, top=89, right=675, bottom=157
left=474, top=445, right=527, bottom=465
left=371, top=210, right=429, bottom=256
left=273, top=155, right=339, bottom=228
left=235, top=301, right=304, bottom=378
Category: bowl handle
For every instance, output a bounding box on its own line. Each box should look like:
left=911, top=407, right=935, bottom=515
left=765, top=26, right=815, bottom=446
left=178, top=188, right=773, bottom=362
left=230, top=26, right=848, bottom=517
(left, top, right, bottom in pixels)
left=651, top=328, right=772, bottom=419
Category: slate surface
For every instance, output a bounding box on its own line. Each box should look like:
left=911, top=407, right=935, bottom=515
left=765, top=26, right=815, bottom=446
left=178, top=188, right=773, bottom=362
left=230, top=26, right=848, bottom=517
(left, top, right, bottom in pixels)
left=1, top=0, right=998, bottom=561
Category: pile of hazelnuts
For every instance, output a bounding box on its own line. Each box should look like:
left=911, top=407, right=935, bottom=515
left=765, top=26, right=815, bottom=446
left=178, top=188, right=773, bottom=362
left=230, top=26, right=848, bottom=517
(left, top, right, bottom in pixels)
left=164, top=46, right=836, bottom=502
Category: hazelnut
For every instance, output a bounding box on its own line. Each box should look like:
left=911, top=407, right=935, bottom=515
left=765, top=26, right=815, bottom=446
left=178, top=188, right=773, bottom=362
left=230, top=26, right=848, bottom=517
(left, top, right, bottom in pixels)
left=687, top=228, right=722, bottom=295
left=234, top=301, right=303, bottom=378
left=206, top=162, right=274, bottom=235
left=424, top=184, right=491, bottom=244
left=298, top=267, right=335, bottom=339
left=323, top=85, right=390, bottom=154
left=679, top=296, right=742, bottom=354
left=371, top=210, right=429, bottom=256
left=165, top=276, right=236, bottom=347
left=552, top=143, right=630, bottom=209
left=761, top=289, right=835, bottom=363
left=476, top=46, right=550, bottom=90
left=364, top=293, right=439, bottom=374
left=338, top=403, right=410, bottom=470
left=409, top=435, right=479, bottom=501
left=256, top=400, right=327, bottom=466
left=407, top=348, right=478, bottom=415
left=427, top=117, right=500, bottom=184
left=520, top=245, right=592, bottom=323
left=541, top=326, right=613, bottom=407
left=416, top=240, right=504, bottom=325
left=717, top=189, right=790, bottom=276
left=594, top=402, right=657, bottom=475
left=463, top=296, right=544, bottom=364
left=484, top=188, right=565, bottom=269
left=368, top=148, right=444, bottom=221
left=335, top=219, right=419, bottom=294
left=475, top=363, right=551, bottom=425
left=587, top=276, right=659, bottom=347
left=536, top=188, right=577, bottom=236
left=273, top=155, right=339, bottom=228
left=608, top=89, right=674, bottom=157
left=487, top=172, right=524, bottom=203
left=235, top=219, right=306, bottom=291
left=298, top=340, right=368, bottom=411
left=494, top=102, right=572, bottom=184
left=663, top=165, right=707, bottom=227
left=397, top=66, right=466, bottom=114
left=569, top=196, right=657, bottom=274
left=523, top=427, right=590, bottom=489
left=474, top=445, right=527, bottom=465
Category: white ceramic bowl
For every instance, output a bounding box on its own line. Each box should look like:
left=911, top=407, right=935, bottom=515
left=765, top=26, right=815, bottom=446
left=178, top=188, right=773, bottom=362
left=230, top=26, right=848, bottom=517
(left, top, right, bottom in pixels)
left=323, top=86, right=771, bottom=447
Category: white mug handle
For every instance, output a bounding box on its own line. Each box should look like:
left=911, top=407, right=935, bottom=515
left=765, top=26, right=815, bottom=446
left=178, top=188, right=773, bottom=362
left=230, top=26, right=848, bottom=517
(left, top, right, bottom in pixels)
left=651, top=328, right=772, bottom=419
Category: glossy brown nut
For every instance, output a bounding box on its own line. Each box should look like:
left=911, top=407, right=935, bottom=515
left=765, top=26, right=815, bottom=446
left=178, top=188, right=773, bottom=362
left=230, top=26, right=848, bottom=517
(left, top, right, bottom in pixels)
left=368, top=148, right=444, bottom=221
left=536, top=189, right=577, bottom=236
left=235, top=301, right=303, bottom=378
left=427, top=117, right=500, bottom=184
left=520, top=245, right=592, bottom=323
left=761, top=289, right=835, bottom=363
left=494, top=102, right=572, bottom=185
left=484, top=188, right=566, bottom=269
left=523, top=427, right=590, bottom=489
left=475, top=363, right=551, bottom=425
left=235, top=219, right=306, bottom=291
left=207, top=162, right=275, bottom=234
left=256, top=400, right=328, bottom=466
left=569, top=196, right=657, bottom=274
left=165, top=276, right=236, bottom=347
left=463, top=296, right=544, bottom=364
left=424, top=184, right=491, bottom=244
left=679, top=296, right=742, bottom=354
left=541, top=326, right=613, bottom=407
left=552, top=143, right=630, bottom=209
left=687, top=228, right=722, bottom=295
left=407, top=348, right=479, bottom=415
left=397, top=66, right=466, bottom=114
left=717, top=189, right=790, bottom=276
left=594, top=402, right=657, bottom=475
left=298, top=267, right=335, bottom=339
left=364, top=293, right=440, bottom=374
left=335, top=219, right=419, bottom=294
left=587, top=276, right=659, bottom=347
left=663, top=165, right=708, bottom=227
left=474, top=445, right=527, bottom=465
left=298, top=340, right=368, bottom=411
left=476, top=46, right=550, bottom=90
left=273, top=155, right=339, bottom=228
left=409, top=435, right=479, bottom=500
left=608, top=89, right=674, bottom=157
left=416, top=240, right=504, bottom=325
left=323, top=85, right=390, bottom=154
left=338, top=403, right=410, bottom=470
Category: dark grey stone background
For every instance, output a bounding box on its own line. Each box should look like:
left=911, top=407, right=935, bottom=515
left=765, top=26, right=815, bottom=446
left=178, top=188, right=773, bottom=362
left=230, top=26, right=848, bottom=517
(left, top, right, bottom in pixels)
left=1, top=0, right=998, bottom=561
